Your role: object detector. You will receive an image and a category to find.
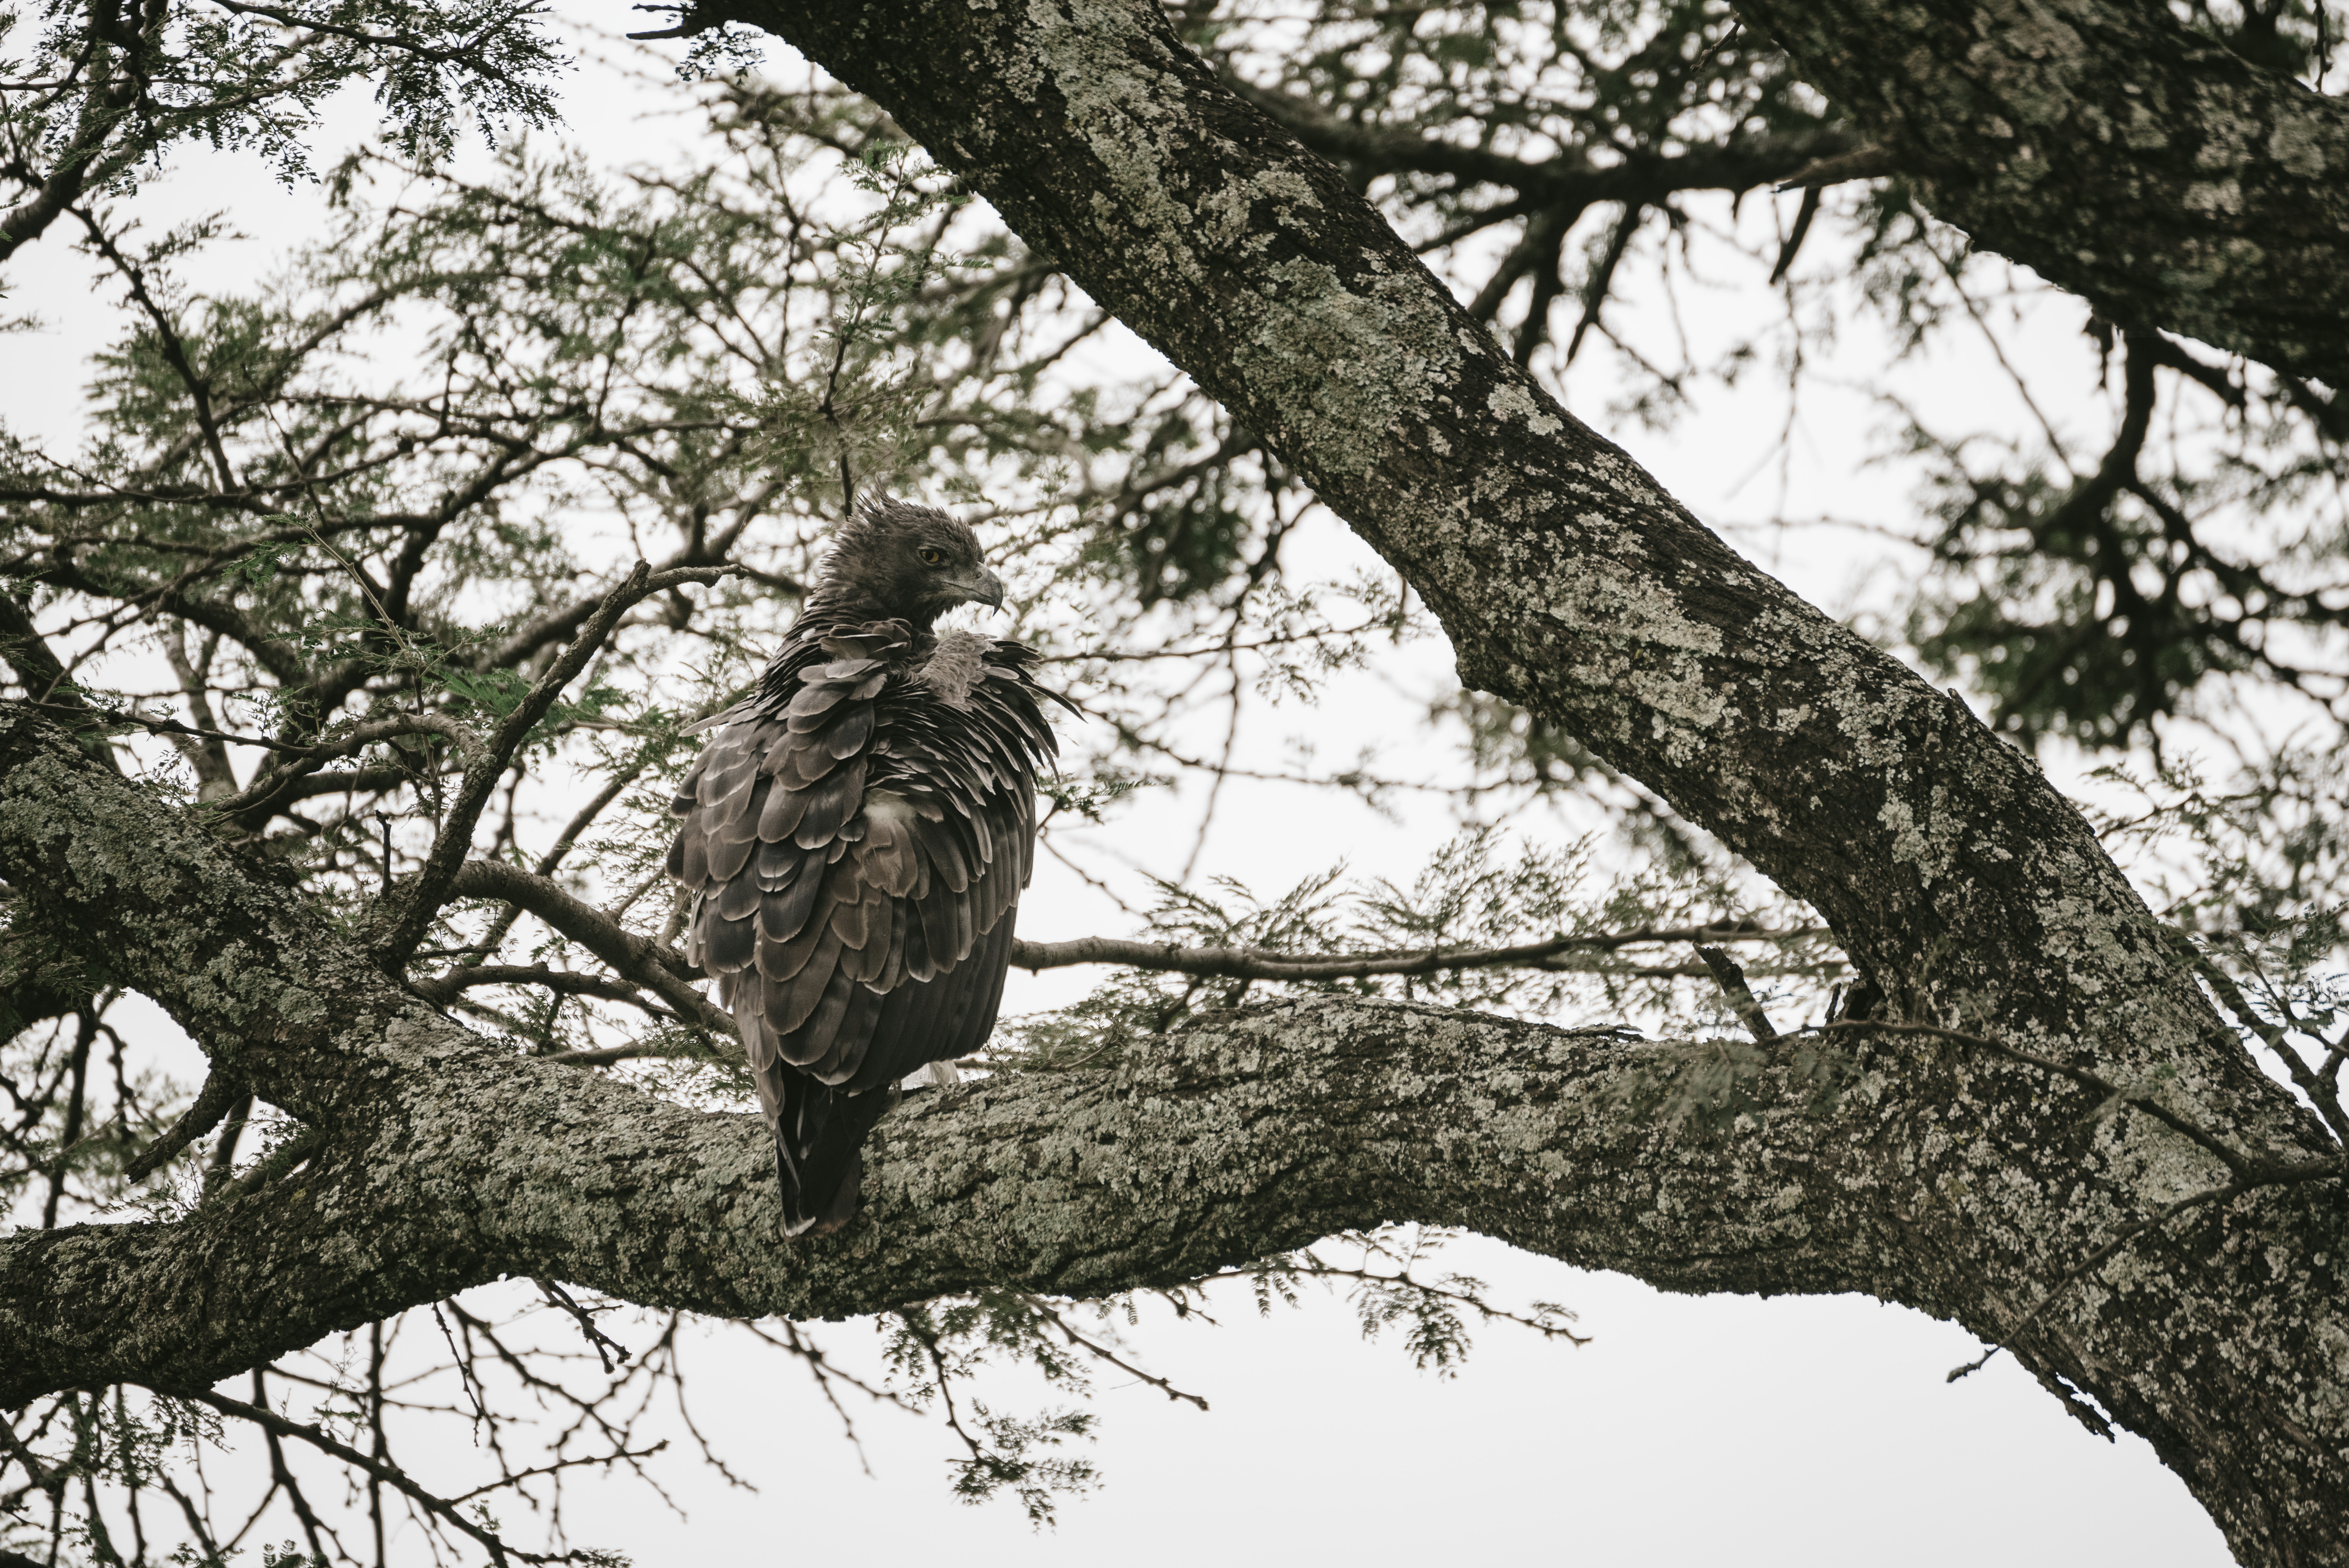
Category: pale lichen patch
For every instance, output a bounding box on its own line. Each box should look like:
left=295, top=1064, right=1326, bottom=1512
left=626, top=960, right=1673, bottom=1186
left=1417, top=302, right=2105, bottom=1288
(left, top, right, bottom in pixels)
left=2266, top=116, right=2331, bottom=180
left=1486, top=381, right=1563, bottom=438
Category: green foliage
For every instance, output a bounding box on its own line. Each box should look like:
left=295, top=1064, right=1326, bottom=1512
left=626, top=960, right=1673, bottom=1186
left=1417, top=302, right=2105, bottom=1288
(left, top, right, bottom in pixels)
left=1095, top=457, right=1255, bottom=606
left=0, top=0, right=569, bottom=264
left=260, top=1544, right=330, bottom=1568
left=1214, top=1226, right=1586, bottom=1368
left=1039, top=764, right=1162, bottom=824
left=1191, top=2, right=2349, bottom=753
left=1894, top=321, right=2344, bottom=749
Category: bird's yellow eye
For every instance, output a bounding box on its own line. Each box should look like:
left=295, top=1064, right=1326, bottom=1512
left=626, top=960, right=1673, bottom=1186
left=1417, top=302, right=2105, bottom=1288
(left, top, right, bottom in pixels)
left=918, top=547, right=945, bottom=566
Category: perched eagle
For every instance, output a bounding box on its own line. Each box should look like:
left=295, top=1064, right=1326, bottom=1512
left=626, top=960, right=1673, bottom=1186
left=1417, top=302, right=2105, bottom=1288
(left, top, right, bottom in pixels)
left=666, top=497, right=1064, bottom=1235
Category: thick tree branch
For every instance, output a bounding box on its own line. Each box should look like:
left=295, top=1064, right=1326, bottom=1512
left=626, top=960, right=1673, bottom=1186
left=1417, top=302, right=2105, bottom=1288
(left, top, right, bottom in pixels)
left=9, top=0, right=2349, bottom=1546
left=1729, top=0, right=2349, bottom=385
left=2, top=706, right=2345, bottom=1568
left=0, top=6, right=155, bottom=264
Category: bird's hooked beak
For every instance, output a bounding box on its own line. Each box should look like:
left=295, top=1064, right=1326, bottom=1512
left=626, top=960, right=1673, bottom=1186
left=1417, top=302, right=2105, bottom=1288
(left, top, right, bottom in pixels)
left=953, top=566, right=1007, bottom=610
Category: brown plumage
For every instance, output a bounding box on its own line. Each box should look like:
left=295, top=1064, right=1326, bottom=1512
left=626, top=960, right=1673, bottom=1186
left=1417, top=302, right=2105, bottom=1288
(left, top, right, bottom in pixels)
left=666, top=497, right=1067, bottom=1235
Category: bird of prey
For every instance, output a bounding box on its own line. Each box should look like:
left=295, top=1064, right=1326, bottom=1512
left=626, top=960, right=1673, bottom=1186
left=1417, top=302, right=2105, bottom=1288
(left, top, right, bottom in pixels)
left=666, top=497, right=1066, bottom=1235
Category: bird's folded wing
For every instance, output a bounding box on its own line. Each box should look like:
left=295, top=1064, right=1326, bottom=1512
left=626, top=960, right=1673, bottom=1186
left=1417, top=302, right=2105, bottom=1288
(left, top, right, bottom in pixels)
left=670, top=623, right=1049, bottom=1104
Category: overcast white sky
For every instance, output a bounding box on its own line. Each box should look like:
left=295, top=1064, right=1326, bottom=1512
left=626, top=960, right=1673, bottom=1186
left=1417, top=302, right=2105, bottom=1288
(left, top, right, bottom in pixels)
left=1, top=10, right=2239, bottom=1564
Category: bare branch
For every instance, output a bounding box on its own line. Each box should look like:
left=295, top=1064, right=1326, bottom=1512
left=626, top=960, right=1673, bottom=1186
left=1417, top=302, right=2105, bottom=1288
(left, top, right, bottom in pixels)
left=442, top=860, right=741, bottom=1049
left=410, top=964, right=671, bottom=1014
left=373, top=563, right=739, bottom=968
left=173, top=1388, right=562, bottom=1567
left=1009, top=922, right=1830, bottom=983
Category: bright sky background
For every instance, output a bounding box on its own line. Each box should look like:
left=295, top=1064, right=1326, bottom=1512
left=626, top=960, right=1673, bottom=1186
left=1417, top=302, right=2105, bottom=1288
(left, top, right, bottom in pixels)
left=1, top=8, right=2238, bottom=1564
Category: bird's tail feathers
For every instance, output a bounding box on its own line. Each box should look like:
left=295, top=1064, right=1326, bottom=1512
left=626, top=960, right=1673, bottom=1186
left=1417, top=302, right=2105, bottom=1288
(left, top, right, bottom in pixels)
left=774, top=1073, right=893, bottom=1237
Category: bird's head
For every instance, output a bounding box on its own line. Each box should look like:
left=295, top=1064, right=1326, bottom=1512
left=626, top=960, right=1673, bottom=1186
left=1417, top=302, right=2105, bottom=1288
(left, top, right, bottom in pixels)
left=812, top=495, right=1007, bottom=625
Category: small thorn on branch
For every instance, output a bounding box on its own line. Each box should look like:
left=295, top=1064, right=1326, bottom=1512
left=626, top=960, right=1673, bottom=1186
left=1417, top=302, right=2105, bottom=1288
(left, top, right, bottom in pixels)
left=1774, top=145, right=1901, bottom=192
left=1769, top=183, right=1821, bottom=285
left=627, top=2, right=713, bottom=39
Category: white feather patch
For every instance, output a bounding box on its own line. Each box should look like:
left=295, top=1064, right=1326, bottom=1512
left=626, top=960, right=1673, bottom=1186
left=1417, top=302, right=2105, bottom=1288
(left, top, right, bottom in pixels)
left=921, top=629, right=989, bottom=710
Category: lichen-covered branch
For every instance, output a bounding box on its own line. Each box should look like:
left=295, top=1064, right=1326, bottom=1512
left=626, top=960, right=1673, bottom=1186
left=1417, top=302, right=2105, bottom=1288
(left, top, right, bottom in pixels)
left=699, top=0, right=2325, bottom=1162
left=7, top=1, right=2348, bottom=1546
left=4, top=700, right=2347, bottom=1562
left=1727, top=0, right=2349, bottom=385
left=0, top=702, right=1834, bottom=1402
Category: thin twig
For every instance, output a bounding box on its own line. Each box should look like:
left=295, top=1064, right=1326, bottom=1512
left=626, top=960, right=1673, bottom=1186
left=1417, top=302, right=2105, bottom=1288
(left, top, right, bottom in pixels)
left=532, top=1280, right=631, bottom=1374
left=166, top=1389, right=588, bottom=1567
left=1014, top=1296, right=1210, bottom=1410
left=1012, top=922, right=1830, bottom=983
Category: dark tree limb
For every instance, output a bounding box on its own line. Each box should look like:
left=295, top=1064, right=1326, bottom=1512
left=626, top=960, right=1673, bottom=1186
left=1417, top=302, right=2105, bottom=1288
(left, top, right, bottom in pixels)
left=4, top=633, right=2347, bottom=1560
left=1768, top=184, right=1823, bottom=284
left=1729, top=0, right=2349, bottom=385
left=441, top=860, right=741, bottom=1045
left=0, top=595, right=85, bottom=711
left=1230, top=76, right=1864, bottom=212
left=0, top=593, right=117, bottom=772
left=409, top=964, right=670, bottom=1011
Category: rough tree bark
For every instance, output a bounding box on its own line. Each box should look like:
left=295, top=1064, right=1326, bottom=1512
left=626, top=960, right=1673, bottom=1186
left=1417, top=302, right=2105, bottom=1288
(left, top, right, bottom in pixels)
left=3, top=2, right=2344, bottom=1564
left=1729, top=0, right=2349, bottom=390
